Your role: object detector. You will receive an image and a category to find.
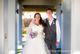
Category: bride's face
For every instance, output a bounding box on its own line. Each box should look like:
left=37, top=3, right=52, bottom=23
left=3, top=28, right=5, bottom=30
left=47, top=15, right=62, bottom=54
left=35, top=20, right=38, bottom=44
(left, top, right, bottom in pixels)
left=34, top=14, right=40, bottom=25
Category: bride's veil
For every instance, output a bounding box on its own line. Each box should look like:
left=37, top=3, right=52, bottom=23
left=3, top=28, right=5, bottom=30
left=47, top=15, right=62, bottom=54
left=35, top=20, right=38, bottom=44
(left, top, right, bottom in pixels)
left=25, top=19, right=34, bottom=43
left=22, top=19, right=34, bottom=53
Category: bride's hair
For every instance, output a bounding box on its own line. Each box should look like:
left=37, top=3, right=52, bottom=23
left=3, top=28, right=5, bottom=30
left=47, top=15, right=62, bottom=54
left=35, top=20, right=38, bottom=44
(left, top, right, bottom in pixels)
left=34, top=13, right=45, bottom=27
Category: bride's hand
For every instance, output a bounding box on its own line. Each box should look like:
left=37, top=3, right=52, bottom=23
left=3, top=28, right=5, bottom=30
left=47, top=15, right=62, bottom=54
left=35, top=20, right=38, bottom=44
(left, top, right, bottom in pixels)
left=29, top=29, right=38, bottom=39
left=30, top=32, right=38, bottom=38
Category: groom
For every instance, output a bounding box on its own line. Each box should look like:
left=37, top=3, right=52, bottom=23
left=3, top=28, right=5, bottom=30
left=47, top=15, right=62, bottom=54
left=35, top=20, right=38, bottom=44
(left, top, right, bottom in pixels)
left=44, top=8, right=60, bottom=54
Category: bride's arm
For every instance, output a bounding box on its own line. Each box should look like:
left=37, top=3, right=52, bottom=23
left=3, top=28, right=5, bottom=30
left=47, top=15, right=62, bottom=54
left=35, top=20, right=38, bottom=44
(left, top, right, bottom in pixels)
left=29, top=19, right=35, bottom=26
left=25, top=20, right=34, bottom=40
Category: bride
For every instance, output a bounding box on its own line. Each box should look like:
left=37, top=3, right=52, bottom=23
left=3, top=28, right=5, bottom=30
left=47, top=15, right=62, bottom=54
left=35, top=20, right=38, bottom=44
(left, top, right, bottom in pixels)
left=22, top=13, right=50, bottom=54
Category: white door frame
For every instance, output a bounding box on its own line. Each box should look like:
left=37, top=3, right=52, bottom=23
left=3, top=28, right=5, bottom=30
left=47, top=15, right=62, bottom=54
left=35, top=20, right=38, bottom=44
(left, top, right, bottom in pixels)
left=7, top=0, right=16, bottom=54
left=0, top=0, right=16, bottom=54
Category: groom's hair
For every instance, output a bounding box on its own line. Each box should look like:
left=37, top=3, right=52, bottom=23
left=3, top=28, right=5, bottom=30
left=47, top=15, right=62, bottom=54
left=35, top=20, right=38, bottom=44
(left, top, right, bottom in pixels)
left=46, top=8, right=53, bottom=12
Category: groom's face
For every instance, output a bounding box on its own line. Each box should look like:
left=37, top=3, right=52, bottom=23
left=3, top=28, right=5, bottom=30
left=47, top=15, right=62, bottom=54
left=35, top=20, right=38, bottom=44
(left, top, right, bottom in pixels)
left=46, top=10, right=53, bottom=17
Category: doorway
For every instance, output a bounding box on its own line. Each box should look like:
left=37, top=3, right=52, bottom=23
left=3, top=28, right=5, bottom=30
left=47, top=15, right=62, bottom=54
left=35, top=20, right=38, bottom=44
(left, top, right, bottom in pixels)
left=16, top=0, right=63, bottom=54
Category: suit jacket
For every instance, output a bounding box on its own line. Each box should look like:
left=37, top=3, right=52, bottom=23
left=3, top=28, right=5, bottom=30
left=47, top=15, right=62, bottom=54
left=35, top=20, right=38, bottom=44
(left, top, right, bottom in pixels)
left=44, top=18, right=61, bottom=47
left=44, top=18, right=56, bottom=42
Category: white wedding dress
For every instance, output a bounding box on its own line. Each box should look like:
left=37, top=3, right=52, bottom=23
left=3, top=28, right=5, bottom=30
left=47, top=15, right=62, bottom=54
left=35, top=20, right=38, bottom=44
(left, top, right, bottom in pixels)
left=22, top=23, right=50, bottom=54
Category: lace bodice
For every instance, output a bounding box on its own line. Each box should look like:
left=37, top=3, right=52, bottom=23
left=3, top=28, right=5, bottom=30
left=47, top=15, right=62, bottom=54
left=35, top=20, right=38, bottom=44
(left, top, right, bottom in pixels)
left=28, top=24, right=45, bottom=39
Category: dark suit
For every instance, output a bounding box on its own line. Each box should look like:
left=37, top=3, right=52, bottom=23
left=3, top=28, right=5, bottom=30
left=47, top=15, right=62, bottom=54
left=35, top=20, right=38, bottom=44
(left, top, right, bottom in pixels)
left=44, top=18, right=56, bottom=54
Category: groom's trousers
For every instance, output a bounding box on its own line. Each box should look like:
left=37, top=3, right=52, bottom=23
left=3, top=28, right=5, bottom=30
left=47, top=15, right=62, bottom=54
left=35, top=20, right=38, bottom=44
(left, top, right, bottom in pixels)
left=45, top=38, right=56, bottom=54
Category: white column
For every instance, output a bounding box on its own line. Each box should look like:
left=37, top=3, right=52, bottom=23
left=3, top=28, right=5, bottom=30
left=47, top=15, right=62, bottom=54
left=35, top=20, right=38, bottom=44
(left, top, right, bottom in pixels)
left=0, top=0, right=4, bottom=54
left=4, top=0, right=8, bottom=54
left=0, top=0, right=16, bottom=54
left=71, top=0, right=80, bottom=54
left=62, top=0, right=71, bottom=54
left=8, top=0, right=16, bottom=54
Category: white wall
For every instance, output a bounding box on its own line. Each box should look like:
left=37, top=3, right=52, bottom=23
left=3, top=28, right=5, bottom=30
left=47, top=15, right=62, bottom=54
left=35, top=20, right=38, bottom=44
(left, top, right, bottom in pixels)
left=71, top=0, right=80, bottom=54
left=62, top=0, right=80, bottom=54
left=0, top=0, right=4, bottom=54
left=4, top=0, right=8, bottom=54
left=0, top=0, right=16, bottom=54
left=62, top=0, right=71, bottom=54
left=8, top=0, right=16, bottom=54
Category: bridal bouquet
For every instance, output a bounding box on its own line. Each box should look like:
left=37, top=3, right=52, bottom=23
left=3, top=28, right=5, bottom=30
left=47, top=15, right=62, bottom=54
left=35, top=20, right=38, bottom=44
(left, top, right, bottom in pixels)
left=29, top=29, right=38, bottom=39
